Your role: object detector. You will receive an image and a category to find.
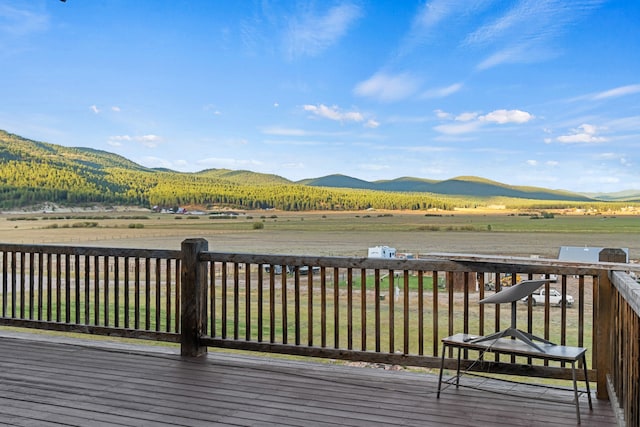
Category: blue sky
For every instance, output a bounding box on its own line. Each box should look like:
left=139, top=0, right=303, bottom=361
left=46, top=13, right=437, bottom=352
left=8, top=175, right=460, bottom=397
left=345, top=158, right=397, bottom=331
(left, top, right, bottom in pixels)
left=1, top=0, right=639, bottom=193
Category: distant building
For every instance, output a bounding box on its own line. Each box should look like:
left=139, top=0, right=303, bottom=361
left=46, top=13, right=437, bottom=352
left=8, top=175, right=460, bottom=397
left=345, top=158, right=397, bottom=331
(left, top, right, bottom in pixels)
left=558, top=246, right=629, bottom=263
left=368, top=245, right=397, bottom=258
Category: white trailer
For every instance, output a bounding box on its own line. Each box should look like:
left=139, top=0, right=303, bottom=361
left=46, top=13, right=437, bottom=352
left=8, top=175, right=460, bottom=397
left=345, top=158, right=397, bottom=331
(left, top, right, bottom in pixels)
left=368, top=245, right=397, bottom=258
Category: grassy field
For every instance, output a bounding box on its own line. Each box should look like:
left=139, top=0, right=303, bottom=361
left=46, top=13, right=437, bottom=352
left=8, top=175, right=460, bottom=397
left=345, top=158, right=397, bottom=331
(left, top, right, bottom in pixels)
left=1, top=209, right=638, bottom=260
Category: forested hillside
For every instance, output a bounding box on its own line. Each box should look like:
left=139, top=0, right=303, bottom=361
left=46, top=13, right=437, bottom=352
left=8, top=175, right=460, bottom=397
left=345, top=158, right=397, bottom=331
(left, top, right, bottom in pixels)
left=0, top=130, right=621, bottom=212
left=0, top=130, right=465, bottom=210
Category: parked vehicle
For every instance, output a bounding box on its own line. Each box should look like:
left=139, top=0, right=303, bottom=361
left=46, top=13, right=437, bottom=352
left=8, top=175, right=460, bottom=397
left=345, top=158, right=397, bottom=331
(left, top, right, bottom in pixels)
left=521, top=288, right=574, bottom=307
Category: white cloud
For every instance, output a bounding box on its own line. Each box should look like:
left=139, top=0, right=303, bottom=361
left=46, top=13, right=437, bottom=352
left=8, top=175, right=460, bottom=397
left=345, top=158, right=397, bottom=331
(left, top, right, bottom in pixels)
left=526, top=160, right=538, bottom=166
left=111, top=106, right=121, bottom=112
left=354, top=72, right=421, bottom=102
left=303, top=104, right=365, bottom=123
left=592, top=84, right=640, bottom=100
left=546, top=161, right=559, bottom=167
left=285, top=3, right=362, bottom=58
left=0, top=4, right=49, bottom=37
left=480, top=109, right=534, bottom=124
left=365, top=119, right=380, bottom=129
left=413, top=0, right=457, bottom=31
left=556, top=124, right=607, bottom=144
left=304, top=104, right=362, bottom=121
left=422, top=82, right=463, bottom=99
left=434, top=109, right=452, bottom=120
left=455, top=112, right=478, bottom=122
left=434, top=121, right=482, bottom=135
left=466, top=0, right=602, bottom=70
left=90, top=105, right=100, bottom=114
left=433, top=108, right=534, bottom=135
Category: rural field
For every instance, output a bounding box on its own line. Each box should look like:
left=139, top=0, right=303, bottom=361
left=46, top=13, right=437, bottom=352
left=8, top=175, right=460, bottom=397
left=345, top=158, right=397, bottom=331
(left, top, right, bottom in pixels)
left=1, top=208, right=637, bottom=373
left=1, top=208, right=638, bottom=261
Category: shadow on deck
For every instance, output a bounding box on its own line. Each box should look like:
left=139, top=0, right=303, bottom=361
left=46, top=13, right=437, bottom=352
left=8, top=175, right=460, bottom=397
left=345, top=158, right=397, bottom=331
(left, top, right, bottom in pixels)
left=0, top=331, right=615, bottom=426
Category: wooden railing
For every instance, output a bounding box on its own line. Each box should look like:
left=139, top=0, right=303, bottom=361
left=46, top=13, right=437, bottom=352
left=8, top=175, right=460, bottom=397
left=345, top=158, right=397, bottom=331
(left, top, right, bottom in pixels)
left=0, top=243, right=182, bottom=342
left=607, top=270, right=640, bottom=427
left=1, top=239, right=638, bottom=426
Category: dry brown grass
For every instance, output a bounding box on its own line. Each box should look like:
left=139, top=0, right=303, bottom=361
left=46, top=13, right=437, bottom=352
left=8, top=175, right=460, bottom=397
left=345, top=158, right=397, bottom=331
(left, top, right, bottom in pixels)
left=2, top=210, right=638, bottom=260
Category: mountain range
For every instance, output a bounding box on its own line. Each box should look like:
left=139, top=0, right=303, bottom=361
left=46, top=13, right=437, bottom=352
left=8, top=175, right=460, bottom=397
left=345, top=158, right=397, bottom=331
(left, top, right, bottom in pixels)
left=1, top=129, right=639, bottom=209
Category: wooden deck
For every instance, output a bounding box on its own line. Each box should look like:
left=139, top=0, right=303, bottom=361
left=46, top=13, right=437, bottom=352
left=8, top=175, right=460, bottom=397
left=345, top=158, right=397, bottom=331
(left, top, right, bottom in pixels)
left=0, top=331, right=616, bottom=426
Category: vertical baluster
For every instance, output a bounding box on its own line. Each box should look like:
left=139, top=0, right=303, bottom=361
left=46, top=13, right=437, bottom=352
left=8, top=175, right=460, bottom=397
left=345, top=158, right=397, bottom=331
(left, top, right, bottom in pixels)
left=165, top=258, right=172, bottom=333
left=10, top=252, right=16, bottom=319
left=1, top=251, right=7, bottom=317
left=294, top=267, right=300, bottom=346
left=233, top=263, right=239, bottom=340
left=124, top=257, right=130, bottom=329
left=93, top=255, right=99, bottom=325
left=347, top=268, right=353, bottom=350
left=418, top=270, right=424, bottom=355
left=403, top=270, right=409, bottom=355
left=134, top=257, right=140, bottom=330
left=20, top=252, right=25, bottom=319
left=174, top=259, right=181, bottom=334
left=37, top=252, right=43, bottom=321
left=155, top=258, right=161, bottom=331
left=221, top=262, right=227, bottom=339
left=57, top=253, right=62, bottom=323
left=307, top=266, right=314, bottom=347
left=74, top=254, right=80, bottom=324
left=114, top=256, right=120, bottom=328
left=209, top=260, right=215, bottom=337
left=83, top=255, right=89, bottom=325
left=374, top=268, right=380, bottom=353
left=103, top=256, right=109, bottom=327
left=432, top=271, right=439, bottom=356
left=29, top=252, right=35, bottom=320
left=333, top=267, right=339, bottom=349
left=269, top=267, right=275, bottom=343
left=320, top=267, right=326, bottom=348
left=65, top=254, right=71, bottom=323
left=281, top=266, right=288, bottom=344
left=245, top=262, right=251, bottom=341
left=257, top=264, right=264, bottom=343
left=478, top=272, right=486, bottom=337
left=143, top=257, right=150, bottom=330
left=46, top=253, right=52, bottom=322
left=388, top=269, right=395, bottom=353
left=578, top=275, right=585, bottom=348
left=360, top=268, right=367, bottom=352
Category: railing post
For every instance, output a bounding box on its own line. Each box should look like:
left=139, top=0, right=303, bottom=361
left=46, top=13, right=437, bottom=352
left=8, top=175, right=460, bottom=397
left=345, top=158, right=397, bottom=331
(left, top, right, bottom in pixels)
left=595, top=248, right=626, bottom=399
left=180, top=238, right=208, bottom=357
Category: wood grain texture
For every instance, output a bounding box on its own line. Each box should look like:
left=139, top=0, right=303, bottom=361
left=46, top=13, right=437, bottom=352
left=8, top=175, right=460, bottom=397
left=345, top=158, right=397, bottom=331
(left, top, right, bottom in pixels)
left=0, top=332, right=616, bottom=426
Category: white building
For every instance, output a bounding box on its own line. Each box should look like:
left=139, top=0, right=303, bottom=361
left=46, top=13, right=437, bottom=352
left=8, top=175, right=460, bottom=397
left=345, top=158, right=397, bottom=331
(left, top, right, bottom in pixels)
left=368, top=245, right=397, bottom=259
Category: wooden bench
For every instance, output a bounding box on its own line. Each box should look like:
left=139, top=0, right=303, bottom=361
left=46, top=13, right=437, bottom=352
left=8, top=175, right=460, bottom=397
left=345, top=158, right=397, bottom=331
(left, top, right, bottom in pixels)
left=437, top=333, right=593, bottom=424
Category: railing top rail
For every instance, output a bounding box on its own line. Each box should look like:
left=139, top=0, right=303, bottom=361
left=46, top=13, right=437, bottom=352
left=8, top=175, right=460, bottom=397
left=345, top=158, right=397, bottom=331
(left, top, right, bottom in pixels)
left=611, top=270, right=640, bottom=317
left=200, top=251, right=457, bottom=270
left=0, top=243, right=181, bottom=259
left=199, top=250, right=637, bottom=275
left=426, top=252, right=640, bottom=274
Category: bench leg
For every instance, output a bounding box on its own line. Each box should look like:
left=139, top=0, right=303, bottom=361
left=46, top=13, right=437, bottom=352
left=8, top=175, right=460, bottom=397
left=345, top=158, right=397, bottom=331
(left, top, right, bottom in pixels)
left=455, top=346, right=462, bottom=388
left=582, top=354, right=593, bottom=410
left=571, top=360, right=581, bottom=424
left=437, top=343, right=447, bottom=398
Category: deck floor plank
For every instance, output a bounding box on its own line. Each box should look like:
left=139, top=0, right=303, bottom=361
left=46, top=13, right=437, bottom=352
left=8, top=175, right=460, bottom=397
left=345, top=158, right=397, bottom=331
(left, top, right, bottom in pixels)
left=0, top=332, right=617, bottom=426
